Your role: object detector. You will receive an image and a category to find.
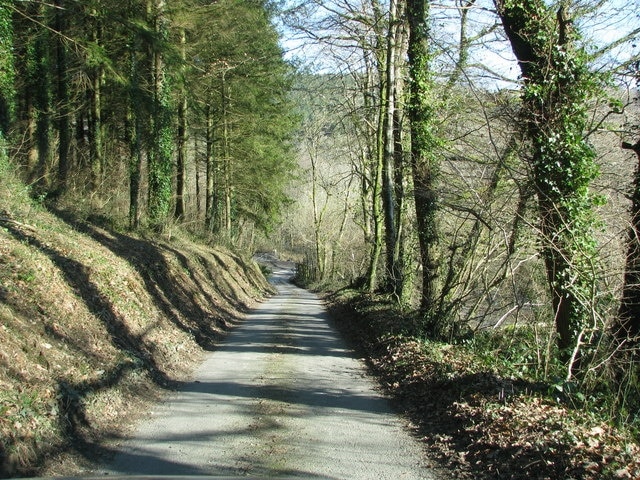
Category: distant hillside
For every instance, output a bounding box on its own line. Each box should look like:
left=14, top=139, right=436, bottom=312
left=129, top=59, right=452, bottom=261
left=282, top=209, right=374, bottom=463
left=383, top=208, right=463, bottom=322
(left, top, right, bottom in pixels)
left=0, top=161, right=273, bottom=477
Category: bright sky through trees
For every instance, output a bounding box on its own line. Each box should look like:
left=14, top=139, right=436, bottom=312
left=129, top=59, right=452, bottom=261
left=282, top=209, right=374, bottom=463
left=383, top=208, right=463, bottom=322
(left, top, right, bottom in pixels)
left=276, top=0, right=639, bottom=89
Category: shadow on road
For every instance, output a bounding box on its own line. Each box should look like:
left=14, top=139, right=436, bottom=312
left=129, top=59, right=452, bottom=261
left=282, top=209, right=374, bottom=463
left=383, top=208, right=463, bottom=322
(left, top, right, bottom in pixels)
left=100, top=265, right=431, bottom=479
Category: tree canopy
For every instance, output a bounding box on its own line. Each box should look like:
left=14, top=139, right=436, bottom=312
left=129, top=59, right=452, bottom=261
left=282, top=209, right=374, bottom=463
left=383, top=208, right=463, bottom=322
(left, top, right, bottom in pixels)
left=2, top=0, right=298, bottom=239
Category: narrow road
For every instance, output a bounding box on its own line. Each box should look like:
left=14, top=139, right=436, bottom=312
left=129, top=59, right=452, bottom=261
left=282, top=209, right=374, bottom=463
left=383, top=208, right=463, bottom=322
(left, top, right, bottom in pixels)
left=101, top=264, right=437, bottom=479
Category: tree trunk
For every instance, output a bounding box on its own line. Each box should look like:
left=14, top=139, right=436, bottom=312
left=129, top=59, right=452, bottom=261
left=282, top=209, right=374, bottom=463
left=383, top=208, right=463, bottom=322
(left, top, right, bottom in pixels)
left=205, top=104, right=215, bottom=231
left=330, top=173, right=355, bottom=280
left=221, top=71, right=232, bottom=237
left=88, top=6, right=104, bottom=190
left=16, top=3, right=50, bottom=184
left=174, top=28, right=187, bottom=220
left=147, top=0, right=173, bottom=226
left=382, top=0, right=401, bottom=296
left=394, top=97, right=410, bottom=303
left=357, top=51, right=375, bottom=284
left=54, top=0, right=70, bottom=195
left=495, top=0, right=600, bottom=374
left=364, top=4, right=387, bottom=293
left=392, top=1, right=407, bottom=300
left=407, top=0, right=441, bottom=332
left=127, top=33, right=143, bottom=230
left=127, top=106, right=142, bottom=230
left=365, top=109, right=384, bottom=292
left=195, top=135, right=201, bottom=216
left=0, top=0, right=14, bottom=138
left=617, top=140, right=640, bottom=346
left=310, top=138, right=327, bottom=281
left=33, top=32, right=51, bottom=188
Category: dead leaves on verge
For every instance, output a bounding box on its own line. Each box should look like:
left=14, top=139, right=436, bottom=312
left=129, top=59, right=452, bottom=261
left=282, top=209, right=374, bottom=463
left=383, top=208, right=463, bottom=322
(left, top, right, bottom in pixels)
left=325, top=291, right=640, bottom=480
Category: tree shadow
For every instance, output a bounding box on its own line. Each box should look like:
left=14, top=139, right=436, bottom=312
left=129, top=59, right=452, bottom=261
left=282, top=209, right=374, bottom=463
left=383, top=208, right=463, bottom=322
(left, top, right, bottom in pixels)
left=2, top=223, right=178, bottom=477
left=50, top=209, right=259, bottom=351
left=0, top=209, right=266, bottom=477
left=2, top=223, right=168, bottom=383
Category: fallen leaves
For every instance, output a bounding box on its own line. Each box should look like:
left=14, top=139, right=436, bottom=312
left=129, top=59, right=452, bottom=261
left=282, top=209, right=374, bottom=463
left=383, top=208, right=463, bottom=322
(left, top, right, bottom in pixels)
left=327, top=290, right=640, bottom=480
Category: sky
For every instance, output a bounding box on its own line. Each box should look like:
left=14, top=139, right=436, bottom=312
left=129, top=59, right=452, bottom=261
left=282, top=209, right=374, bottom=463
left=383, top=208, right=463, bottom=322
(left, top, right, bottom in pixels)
left=275, top=0, right=639, bottom=90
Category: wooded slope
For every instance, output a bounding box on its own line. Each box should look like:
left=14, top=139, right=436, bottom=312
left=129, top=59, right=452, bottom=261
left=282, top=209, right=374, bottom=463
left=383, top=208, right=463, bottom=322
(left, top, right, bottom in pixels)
left=0, top=162, right=273, bottom=477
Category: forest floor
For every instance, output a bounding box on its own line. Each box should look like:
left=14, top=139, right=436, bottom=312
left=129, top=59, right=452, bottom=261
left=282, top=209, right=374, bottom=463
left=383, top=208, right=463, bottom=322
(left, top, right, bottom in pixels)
left=325, top=289, right=640, bottom=480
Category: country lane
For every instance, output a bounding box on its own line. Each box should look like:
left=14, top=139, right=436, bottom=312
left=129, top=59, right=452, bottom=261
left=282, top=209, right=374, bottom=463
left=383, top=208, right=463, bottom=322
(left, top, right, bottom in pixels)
left=98, top=262, right=438, bottom=479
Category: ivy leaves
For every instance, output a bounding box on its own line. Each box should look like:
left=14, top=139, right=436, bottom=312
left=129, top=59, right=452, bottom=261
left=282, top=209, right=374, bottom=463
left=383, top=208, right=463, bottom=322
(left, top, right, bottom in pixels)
left=497, top=0, right=604, bottom=368
left=0, top=1, right=15, bottom=133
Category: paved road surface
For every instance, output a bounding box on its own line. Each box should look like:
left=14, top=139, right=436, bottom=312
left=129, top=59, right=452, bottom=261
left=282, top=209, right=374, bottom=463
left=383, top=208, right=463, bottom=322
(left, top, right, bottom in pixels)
left=101, top=264, right=437, bottom=479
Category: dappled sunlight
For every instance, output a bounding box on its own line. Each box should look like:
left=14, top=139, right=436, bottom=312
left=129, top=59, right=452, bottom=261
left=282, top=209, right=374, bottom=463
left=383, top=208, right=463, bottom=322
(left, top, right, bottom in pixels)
left=101, top=274, right=434, bottom=479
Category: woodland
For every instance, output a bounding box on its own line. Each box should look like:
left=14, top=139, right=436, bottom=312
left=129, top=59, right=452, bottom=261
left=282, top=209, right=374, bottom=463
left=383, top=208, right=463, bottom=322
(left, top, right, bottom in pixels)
left=0, top=0, right=640, bottom=477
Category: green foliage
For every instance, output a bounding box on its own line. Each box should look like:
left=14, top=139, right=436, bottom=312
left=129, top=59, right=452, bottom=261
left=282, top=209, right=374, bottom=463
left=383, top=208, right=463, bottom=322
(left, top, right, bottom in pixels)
left=2, top=0, right=297, bottom=238
left=498, top=0, right=605, bottom=367
left=465, top=325, right=561, bottom=379
left=185, top=0, right=299, bottom=235
left=0, top=0, right=15, bottom=133
left=459, top=325, right=640, bottom=438
left=0, top=390, right=51, bottom=426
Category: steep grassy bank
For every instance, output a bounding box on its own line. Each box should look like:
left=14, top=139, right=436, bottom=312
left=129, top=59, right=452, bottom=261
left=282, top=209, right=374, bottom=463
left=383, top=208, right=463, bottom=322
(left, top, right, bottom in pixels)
left=0, top=164, right=273, bottom=477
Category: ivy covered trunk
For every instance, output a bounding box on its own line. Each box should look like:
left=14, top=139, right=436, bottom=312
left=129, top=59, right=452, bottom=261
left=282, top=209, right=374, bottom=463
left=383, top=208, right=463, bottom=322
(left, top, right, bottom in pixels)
left=0, top=0, right=14, bottom=138
left=407, top=0, right=444, bottom=336
left=147, top=0, right=174, bottom=226
left=495, top=0, right=601, bottom=375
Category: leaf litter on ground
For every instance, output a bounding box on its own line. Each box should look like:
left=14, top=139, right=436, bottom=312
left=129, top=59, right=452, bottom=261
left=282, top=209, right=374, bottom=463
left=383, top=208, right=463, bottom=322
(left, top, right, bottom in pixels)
left=325, top=289, right=640, bottom=480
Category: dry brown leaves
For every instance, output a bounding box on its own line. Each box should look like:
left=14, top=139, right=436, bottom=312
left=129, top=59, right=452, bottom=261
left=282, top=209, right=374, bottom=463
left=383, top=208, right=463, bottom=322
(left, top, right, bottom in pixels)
left=327, top=291, right=640, bottom=480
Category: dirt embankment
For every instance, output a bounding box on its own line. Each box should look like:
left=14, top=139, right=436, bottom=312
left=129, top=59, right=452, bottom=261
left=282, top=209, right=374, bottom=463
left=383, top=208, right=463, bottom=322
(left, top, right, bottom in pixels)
left=0, top=180, right=273, bottom=477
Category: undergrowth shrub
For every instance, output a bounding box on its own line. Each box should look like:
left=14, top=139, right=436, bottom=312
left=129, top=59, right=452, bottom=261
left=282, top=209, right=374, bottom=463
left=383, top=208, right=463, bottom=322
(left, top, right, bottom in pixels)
left=463, top=324, right=640, bottom=438
left=462, top=325, right=563, bottom=380
left=1, top=145, right=33, bottom=213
